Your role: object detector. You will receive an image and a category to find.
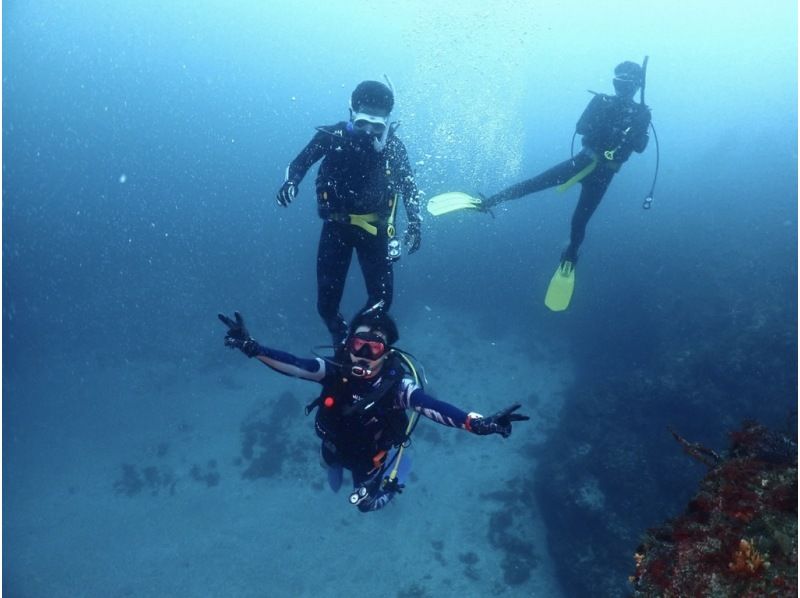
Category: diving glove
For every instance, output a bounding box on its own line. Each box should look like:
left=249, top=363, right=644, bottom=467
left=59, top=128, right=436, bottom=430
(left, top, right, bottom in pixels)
left=404, top=221, right=422, bottom=254
left=276, top=181, right=297, bottom=207
left=468, top=403, right=530, bottom=438
left=218, top=311, right=261, bottom=358
left=382, top=477, right=405, bottom=494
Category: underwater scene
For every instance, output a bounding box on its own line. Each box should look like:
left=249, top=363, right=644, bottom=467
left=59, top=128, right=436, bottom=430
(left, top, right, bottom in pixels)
left=3, top=1, right=797, bottom=596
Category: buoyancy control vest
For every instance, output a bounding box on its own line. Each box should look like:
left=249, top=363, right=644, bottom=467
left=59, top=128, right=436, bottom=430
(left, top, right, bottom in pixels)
left=308, top=355, right=411, bottom=463
left=313, top=122, right=399, bottom=219
left=578, top=94, right=650, bottom=164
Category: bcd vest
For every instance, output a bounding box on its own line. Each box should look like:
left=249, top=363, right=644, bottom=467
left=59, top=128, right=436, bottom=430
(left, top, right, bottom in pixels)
left=310, top=357, right=410, bottom=460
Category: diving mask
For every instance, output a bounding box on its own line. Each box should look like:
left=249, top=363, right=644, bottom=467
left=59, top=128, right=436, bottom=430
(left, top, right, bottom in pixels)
left=347, top=332, right=388, bottom=359
left=613, top=76, right=639, bottom=98
left=351, top=112, right=388, bottom=136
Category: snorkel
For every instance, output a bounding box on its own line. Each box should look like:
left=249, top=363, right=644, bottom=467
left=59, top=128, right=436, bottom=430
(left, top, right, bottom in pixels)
left=640, top=56, right=648, bottom=105
left=372, top=74, right=395, bottom=153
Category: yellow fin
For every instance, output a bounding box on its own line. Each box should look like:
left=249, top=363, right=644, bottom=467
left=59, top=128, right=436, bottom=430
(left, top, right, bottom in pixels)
left=426, top=192, right=481, bottom=216
left=544, top=261, right=575, bottom=312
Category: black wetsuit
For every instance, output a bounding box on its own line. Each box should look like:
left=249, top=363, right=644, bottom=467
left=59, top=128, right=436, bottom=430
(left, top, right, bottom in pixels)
left=284, top=122, right=421, bottom=343
left=489, top=93, right=651, bottom=261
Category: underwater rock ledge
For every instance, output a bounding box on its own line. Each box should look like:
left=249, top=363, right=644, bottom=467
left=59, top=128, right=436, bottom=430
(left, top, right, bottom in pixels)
left=630, top=421, right=797, bottom=597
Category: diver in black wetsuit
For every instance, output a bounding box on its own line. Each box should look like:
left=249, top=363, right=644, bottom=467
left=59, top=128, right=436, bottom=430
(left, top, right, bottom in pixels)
left=276, top=80, right=422, bottom=346
left=218, top=308, right=528, bottom=513
left=482, top=61, right=652, bottom=267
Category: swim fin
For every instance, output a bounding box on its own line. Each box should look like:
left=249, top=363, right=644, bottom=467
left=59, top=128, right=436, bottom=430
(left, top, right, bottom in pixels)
left=327, top=464, right=343, bottom=493
left=426, top=192, right=482, bottom=216
left=544, top=260, right=575, bottom=312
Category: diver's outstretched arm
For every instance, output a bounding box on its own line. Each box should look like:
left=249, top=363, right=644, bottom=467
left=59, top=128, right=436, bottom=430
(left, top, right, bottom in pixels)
left=403, top=388, right=529, bottom=437
left=218, top=311, right=325, bottom=382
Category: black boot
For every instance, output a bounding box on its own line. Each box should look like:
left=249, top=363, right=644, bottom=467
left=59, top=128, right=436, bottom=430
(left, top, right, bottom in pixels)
left=561, top=246, right=579, bottom=266
left=323, top=313, right=348, bottom=348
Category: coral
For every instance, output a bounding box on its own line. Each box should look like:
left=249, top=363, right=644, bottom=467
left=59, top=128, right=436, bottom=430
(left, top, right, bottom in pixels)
left=728, top=538, right=765, bottom=576
left=630, top=422, right=797, bottom=597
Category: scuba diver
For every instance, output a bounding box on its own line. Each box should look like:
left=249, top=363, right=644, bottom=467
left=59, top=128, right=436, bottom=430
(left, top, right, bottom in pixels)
left=276, top=79, right=423, bottom=346
left=217, top=307, right=529, bottom=513
left=427, top=60, right=655, bottom=311
left=483, top=61, right=653, bottom=310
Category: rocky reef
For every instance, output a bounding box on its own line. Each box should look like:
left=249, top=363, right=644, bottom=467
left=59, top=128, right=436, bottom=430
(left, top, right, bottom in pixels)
left=531, top=306, right=796, bottom=596
left=631, top=421, right=797, bottom=596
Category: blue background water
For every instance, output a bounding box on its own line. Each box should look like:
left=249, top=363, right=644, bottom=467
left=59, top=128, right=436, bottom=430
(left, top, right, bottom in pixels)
left=4, top=1, right=797, bottom=596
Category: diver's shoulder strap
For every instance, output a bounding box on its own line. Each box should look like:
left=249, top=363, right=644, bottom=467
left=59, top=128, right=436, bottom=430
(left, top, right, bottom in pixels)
left=305, top=363, right=347, bottom=416
left=309, top=354, right=417, bottom=418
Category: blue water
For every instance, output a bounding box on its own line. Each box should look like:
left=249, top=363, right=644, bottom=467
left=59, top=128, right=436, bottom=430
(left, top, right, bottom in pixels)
left=4, top=2, right=797, bottom=596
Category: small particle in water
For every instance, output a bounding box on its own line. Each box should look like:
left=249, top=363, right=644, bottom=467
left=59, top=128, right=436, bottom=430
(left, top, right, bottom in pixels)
left=119, top=174, right=127, bottom=183
left=424, top=305, right=432, bottom=312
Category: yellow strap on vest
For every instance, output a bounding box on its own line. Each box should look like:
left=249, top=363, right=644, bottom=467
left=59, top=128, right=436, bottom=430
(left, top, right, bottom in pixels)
left=386, top=412, right=417, bottom=482
left=386, top=352, right=421, bottom=484
left=348, top=213, right=380, bottom=235
left=557, top=157, right=598, bottom=193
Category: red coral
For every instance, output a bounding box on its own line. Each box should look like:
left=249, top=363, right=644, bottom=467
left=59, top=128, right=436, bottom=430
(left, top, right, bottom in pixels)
left=728, top=538, right=766, bottom=576
left=631, top=422, right=797, bottom=597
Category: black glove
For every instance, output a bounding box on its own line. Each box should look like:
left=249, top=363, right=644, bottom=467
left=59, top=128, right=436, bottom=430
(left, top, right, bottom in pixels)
left=469, top=403, right=530, bottom=438
left=382, top=476, right=405, bottom=494
left=276, top=181, right=297, bottom=207
left=217, top=311, right=261, bottom=358
left=404, top=221, right=422, bottom=254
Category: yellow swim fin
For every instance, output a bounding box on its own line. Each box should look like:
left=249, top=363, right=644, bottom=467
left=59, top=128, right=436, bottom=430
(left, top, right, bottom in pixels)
left=426, top=192, right=482, bottom=216
left=544, top=260, right=575, bottom=312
